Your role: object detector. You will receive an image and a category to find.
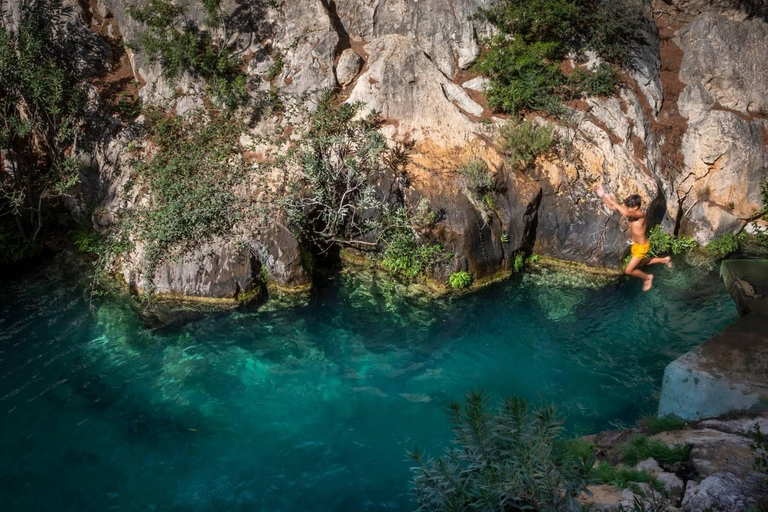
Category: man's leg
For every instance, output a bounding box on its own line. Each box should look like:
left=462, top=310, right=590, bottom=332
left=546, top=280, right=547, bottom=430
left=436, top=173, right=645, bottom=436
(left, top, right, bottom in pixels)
left=625, top=256, right=654, bottom=291
left=644, top=256, right=672, bottom=268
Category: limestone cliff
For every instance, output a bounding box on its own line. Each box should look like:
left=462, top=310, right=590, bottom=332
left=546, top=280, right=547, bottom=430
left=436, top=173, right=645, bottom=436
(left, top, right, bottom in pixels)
left=4, top=0, right=765, bottom=300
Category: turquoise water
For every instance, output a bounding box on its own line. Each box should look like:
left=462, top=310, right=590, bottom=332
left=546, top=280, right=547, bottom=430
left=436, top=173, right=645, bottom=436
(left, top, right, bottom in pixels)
left=0, top=261, right=737, bottom=511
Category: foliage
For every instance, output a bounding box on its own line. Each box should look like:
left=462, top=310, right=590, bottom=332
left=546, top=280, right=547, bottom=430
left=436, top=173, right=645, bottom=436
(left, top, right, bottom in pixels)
left=592, top=461, right=662, bottom=491
left=528, top=254, right=540, bottom=264
left=498, top=118, right=557, bottom=169
left=380, top=223, right=444, bottom=282
left=0, top=0, right=85, bottom=245
left=267, top=53, right=284, bottom=81
left=73, top=226, right=104, bottom=255
left=637, top=415, right=686, bottom=435
left=457, top=159, right=494, bottom=194
left=647, top=226, right=697, bottom=258
left=474, top=0, right=647, bottom=115
left=409, top=391, right=592, bottom=512
left=620, top=435, right=691, bottom=466
left=513, top=252, right=525, bottom=272
left=448, top=270, right=473, bottom=289
left=751, top=423, right=768, bottom=477
left=616, top=492, right=673, bottom=512
left=565, top=438, right=596, bottom=463
left=568, top=63, right=620, bottom=98
left=106, top=107, right=249, bottom=289
left=706, top=232, right=744, bottom=258
left=127, top=0, right=250, bottom=109
left=271, top=91, right=417, bottom=254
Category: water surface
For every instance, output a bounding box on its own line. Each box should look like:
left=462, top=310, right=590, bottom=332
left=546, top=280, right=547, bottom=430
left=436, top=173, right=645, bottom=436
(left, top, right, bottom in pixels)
left=0, top=262, right=736, bottom=511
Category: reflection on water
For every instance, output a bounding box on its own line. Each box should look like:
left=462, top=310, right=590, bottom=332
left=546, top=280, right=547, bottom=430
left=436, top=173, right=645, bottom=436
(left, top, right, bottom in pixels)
left=0, top=262, right=736, bottom=511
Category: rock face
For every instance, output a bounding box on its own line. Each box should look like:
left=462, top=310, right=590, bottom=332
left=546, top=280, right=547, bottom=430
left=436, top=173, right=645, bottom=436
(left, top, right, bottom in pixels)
left=5, top=0, right=766, bottom=299
left=673, top=12, right=768, bottom=242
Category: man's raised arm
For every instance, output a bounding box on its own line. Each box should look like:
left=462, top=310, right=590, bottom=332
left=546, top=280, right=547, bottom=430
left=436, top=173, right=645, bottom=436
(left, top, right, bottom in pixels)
left=595, top=186, right=630, bottom=216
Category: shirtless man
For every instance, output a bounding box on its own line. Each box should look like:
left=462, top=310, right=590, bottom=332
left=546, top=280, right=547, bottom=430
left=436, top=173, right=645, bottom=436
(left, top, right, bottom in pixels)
left=595, top=186, right=671, bottom=291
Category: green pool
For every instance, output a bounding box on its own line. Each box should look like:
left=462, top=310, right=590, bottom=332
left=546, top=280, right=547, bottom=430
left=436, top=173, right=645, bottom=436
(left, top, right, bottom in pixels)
left=0, top=261, right=736, bottom=510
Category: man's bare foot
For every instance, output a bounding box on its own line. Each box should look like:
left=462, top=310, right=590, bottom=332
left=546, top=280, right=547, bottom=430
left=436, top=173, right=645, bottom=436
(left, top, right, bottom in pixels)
left=643, top=274, right=654, bottom=292
left=664, top=256, right=672, bottom=269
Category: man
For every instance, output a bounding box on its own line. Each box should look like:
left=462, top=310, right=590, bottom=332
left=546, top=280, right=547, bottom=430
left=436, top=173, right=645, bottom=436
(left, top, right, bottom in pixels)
left=595, top=186, right=671, bottom=291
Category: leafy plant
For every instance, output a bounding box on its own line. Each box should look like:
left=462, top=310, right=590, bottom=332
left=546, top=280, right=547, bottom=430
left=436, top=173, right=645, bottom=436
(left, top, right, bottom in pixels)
left=498, top=118, right=556, bottom=169
left=73, top=226, right=104, bottom=255
left=500, top=233, right=510, bottom=243
left=409, top=391, right=592, bottom=512
left=514, top=252, right=525, bottom=272
left=448, top=270, right=473, bottom=289
left=707, top=232, right=743, bottom=258
left=457, top=158, right=494, bottom=194
left=267, top=53, right=284, bottom=81
left=620, top=434, right=691, bottom=466
left=380, top=224, right=444, bottom=282
left=647, top=226, right=697, bottom=258
left=528, top=253, right=540, bottom=264
left=127, top=0, right=251, bottom=109
left=568, top=63, right=620, bottom=97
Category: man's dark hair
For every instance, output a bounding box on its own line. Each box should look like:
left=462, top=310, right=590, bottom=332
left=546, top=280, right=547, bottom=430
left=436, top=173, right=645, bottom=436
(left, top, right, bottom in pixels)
left=624, top=194, right=642, bottom=208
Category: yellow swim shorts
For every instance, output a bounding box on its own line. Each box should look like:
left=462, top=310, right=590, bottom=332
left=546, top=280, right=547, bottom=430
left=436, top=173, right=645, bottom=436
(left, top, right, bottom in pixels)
left=630, top=241, right=651, bottom=260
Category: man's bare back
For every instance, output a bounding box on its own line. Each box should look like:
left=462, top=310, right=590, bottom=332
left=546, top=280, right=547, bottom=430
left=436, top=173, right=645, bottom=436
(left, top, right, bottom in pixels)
left=595, top=186, right=671, bottom=292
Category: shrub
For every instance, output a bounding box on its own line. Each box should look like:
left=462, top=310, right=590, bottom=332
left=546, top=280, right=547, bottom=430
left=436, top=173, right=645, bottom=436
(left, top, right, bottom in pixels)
left=707, top=232, right=743, bottom=258
left=267, top=53, right=284, bottom=81
left=473, top=0, right=647, bottom=116
left=568, top=63, right=620, bottom=98
left=498, top=118, right=557, bottom=169
left=127, top=0, right=251, bottom=109
left=409, top=391, right=592, bottom=511
left=647, top=226, right=697, bottom=257
left=620, top=434, right=691, bottom=466
left=637, top=415, right=686, bottom=434
left=528, top=253, right=540, bottom=264
left=73, top=227, right=104, bottom=255
left=380, top=226, right=443, bottom=282
left=448, top=270, right=473, bottom=289
left=457, top=158, right=494, bottom=194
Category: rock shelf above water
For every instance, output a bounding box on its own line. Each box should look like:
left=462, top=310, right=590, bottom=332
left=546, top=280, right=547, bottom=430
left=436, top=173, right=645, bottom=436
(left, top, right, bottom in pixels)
left=659, top=260, right=768, bottom=421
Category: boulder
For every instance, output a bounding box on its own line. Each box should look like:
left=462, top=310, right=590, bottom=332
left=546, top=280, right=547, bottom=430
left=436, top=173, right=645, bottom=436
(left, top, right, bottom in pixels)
left=682, top=472, right=757, bottom=512
left=336, top=48, right=364, bottom=86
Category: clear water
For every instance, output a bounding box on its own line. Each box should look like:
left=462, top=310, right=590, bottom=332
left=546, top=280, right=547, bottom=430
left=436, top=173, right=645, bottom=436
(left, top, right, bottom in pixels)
left=0, top=261, right=736, bottom=511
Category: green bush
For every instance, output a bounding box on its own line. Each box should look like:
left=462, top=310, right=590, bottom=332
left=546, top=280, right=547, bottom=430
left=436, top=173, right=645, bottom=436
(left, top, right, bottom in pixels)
left=457, top=158, right=494, bottom=194
left=647, top=226, right=697, bottom=257
left=448, top=270, right=473, bottom=289
left=568, top=63, right=620, bottom=98
left=73, top=227, right=104, bottom=255
left=620, top=434, right=691, bottom=466
left=637, top=415, right=686, bottom=434
left=410, top=391, right=592, bottom=511
left=499, top=118, right=557, bottom=169
left=127, top=0, right=250, bottom=109
left=380, top=227, right=443, bottom=282
left=707, top=232, right=743, bottom=258
left=473, top=0, right=647, bottom=116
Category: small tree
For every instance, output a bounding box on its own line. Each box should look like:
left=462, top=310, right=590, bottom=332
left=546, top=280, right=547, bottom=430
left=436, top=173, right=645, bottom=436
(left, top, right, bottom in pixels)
left=409, top=391, right=592, bottom=512
left=0, top=0, right=85, bottom=247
